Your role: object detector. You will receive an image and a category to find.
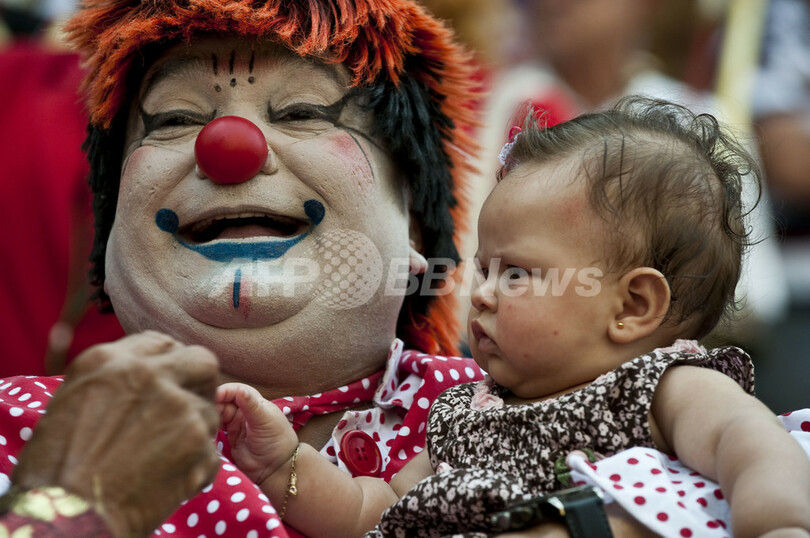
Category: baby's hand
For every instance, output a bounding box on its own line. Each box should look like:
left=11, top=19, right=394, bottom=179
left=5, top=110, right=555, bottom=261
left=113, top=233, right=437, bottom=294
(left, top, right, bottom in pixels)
left=216, top=382, right=298, bottom=485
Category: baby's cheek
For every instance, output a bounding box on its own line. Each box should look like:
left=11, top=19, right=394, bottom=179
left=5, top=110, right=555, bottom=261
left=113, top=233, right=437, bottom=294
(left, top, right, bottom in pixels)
left=505, top=304, right=560, bottom=340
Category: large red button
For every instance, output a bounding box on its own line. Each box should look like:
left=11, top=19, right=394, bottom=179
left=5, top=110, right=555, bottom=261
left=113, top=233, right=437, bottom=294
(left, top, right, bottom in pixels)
left=339, top=430, right=383, bottom=477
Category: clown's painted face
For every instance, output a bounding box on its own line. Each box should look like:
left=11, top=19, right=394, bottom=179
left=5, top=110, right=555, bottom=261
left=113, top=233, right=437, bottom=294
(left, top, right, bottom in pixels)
left=107, top=38, right=413, bottom=397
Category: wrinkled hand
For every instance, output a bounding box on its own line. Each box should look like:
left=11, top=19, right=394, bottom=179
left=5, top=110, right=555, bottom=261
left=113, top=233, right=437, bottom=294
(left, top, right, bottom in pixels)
left=12, top=331, right=222, bottom=537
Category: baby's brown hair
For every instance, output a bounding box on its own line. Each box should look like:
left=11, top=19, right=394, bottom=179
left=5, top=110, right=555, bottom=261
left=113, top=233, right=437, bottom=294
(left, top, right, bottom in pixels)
left=500, top=96, right=760, bottom=339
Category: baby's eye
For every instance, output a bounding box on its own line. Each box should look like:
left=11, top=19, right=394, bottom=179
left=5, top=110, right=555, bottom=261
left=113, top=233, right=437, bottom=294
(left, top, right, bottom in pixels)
left=499, top=267, right=530, bottom=293
left=504, top=266, right=529, bottom=281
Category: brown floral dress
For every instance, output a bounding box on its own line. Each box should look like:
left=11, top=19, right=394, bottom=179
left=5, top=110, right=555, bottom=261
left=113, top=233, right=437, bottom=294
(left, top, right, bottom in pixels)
left=366, top=344, right=754, bottom=537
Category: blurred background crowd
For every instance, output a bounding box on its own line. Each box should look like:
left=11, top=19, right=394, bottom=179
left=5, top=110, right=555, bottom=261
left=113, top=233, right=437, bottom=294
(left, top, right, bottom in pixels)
left=1, top=0, right=808, bottom=412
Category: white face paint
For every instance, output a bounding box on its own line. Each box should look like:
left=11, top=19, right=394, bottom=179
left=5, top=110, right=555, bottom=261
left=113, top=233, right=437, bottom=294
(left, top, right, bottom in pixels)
left=107, top=37, right=413, bottom=397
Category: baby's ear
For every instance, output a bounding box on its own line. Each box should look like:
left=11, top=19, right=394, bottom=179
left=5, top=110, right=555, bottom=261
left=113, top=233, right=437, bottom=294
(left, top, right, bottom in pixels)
left=609, top=267, right=671, bottom=344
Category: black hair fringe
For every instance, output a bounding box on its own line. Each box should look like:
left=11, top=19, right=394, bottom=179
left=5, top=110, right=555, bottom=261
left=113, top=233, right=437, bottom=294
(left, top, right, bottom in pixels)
left=361, top=70, right=459, bottom=263
left=85, top=118, right=125, bottom=312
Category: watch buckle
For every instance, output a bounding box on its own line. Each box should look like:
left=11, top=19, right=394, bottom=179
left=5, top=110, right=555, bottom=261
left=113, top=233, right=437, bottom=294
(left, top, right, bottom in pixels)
left=547, top=495, right=566, bottom=517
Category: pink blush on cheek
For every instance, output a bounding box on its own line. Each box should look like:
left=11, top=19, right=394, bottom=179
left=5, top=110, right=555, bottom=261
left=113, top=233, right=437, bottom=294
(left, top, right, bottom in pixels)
left=121, top=145, right=152, bottom=174
left=327, top=132, right=376, bottom=193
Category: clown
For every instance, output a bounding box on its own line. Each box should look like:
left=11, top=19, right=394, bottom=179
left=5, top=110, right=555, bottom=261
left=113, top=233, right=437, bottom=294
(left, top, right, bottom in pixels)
left=2, top=1, right=806, bottom=538
left=72, top=0, right=481, bottom=399
left=0, top=1, right=490, bottom=536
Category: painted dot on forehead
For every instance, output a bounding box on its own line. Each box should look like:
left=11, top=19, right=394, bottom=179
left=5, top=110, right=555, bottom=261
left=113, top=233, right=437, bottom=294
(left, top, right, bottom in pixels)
left=228, top=50, right=237, bottom=88
left=212, top=53, right=221, bottom=92
left=209, top=49, right=257, bottom=91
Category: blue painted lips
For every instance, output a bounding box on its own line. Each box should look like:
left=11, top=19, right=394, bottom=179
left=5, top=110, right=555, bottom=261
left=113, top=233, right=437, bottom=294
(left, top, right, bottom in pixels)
left=155, top=199, right=325, bottom=262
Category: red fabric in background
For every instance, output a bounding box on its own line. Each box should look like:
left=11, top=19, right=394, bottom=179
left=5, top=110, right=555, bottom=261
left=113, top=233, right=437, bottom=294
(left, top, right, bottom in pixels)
left=529, top=87, right=579, bottom=128
left=0, top=41, right=124, bottom=377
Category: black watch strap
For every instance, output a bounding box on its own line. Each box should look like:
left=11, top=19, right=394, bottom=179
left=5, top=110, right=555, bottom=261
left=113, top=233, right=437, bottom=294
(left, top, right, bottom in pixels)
left=490, top=485, right=613, bottom=538
left=558, top=486, right=612, bottom=538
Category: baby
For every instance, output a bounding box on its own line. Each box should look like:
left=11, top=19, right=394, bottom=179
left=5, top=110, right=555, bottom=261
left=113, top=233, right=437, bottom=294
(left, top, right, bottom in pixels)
left=218, top=97, right=810, bottom=537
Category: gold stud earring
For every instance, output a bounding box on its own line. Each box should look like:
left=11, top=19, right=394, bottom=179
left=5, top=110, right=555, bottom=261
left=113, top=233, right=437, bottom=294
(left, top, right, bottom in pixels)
left=616, top=321, right=624, bottom=329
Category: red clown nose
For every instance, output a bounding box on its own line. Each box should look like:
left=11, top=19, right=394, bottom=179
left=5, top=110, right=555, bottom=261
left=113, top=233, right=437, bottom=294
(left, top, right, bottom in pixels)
left=194, top=116, right=269, bottom=184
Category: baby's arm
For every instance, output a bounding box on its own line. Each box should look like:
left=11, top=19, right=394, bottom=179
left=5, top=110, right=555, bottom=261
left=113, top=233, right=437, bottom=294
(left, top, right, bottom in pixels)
left=217, top=383, right=430, bottom=537
left=651, top=366, right=810, bottom=538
